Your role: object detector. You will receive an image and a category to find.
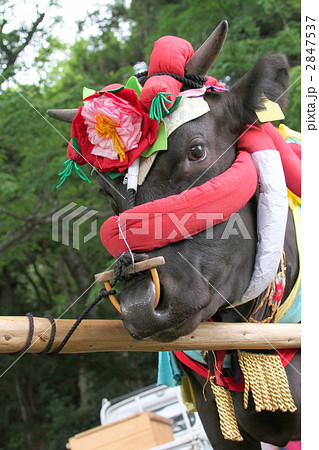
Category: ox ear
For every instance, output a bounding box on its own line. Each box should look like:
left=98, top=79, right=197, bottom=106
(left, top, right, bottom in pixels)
left=230, top=54, right=290, bottom=126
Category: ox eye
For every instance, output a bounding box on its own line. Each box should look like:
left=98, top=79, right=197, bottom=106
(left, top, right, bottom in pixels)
left=188, top=144, right=206, bottom=161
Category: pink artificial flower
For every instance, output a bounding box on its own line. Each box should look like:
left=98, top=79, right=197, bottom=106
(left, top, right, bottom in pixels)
left=81, top=96, right=142, bottom=161
left=68, top=88, right=159, bottom=173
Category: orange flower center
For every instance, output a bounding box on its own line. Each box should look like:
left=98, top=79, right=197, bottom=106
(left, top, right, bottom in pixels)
left=95, top=114, right=126, bottom=161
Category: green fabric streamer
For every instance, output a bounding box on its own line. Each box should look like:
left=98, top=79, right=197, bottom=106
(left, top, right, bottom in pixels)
left=150, top=92, right=173, bottom=123
left=56, top=159, right=91, bottom=188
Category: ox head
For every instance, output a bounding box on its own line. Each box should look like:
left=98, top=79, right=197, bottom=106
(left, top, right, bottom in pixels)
left=49, top=21, right=290, bottom=341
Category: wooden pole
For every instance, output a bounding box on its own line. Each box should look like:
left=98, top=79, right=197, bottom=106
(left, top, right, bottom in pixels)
left=94, top=256, right=165, bottom=282
left=0, top=317, right=300, bottom=354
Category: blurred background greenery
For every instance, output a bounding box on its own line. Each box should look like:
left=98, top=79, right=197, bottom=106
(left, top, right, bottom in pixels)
left=0, top=0, right=300, bottom=448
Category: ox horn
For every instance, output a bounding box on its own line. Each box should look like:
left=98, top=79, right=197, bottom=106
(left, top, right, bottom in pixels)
left=185, top=20, right=228, bottom=76
left=46, top=108, right=78, bottom=123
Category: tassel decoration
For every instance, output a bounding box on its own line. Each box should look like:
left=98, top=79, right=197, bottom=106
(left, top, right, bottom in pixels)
left=209, top=377, right=243, bottom=442
left=149, top=92, right=173, bottom=123
left=237, top=350, right=297, bottom=413
left=56, top=159, right=91, bottom=188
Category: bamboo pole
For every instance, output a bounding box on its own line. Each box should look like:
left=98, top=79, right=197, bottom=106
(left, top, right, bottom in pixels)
left=0, top=317, right=300, bottom=354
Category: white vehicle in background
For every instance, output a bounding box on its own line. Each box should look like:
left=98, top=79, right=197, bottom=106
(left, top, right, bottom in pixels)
left=100, top=384, right=213, bottom=449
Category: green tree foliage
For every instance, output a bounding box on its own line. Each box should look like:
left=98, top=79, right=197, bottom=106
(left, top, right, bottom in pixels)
left=0, top=0, right=301, bottom=448
left=0, top=0, right=62, bottom=88
left=72, top=0, right=301, bottom=126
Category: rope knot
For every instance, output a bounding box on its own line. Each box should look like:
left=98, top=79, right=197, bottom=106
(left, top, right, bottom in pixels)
left=99, top=287, right=116, bottom=298
left=113, top=252, right=149, bottom=282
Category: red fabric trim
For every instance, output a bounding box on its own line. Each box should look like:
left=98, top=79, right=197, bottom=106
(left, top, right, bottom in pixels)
left=286, top=441, right=301, bottom=449
left=173, top=350, right=245, bottom=392
left=100, top=150, right=257, bottom=257
left=173, top=348, right=298, bottom=393
left=205, top=76, right=227, bottom=90
left=278, top=348, right=298, bottom=367
left=237, top=123, right=301, bottom=198
left=261, top=123, right=301, bottom=198
left=289, top=142, right=301, bottom=160
left=173, top=351, right=208, bottom=378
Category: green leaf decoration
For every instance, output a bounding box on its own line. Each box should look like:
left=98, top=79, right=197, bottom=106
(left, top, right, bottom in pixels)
left=141, top=121, right=167, bottom=158
left=125, top=76, right=143, bottom=98
left=71, top=137, right=82, bottom=154
left=82, top=87, right=96, bottom=102
left=106, top=171, right=125, bottom=179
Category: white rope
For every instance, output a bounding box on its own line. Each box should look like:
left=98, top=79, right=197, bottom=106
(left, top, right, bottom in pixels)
left=117, top=217, right=135, bottom=272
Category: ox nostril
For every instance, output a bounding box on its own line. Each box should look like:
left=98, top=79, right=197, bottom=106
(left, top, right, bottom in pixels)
left=119, top=273, right=158, bottom=315
left=117, top=271, right=171, bottom=339
left=105, top=270, right=160, bottom=315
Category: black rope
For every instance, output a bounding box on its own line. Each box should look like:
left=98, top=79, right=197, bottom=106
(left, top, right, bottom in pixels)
left=35, top=314, right=56, bottom=356
left=8, top=289, right=116, bottom=357
left=112, top=252, right=149, bottom=282
left=136, top=71, right=208, bottom=91
left=48, top=287, right=116, bottom=356
left=126, top=188, right=136, bottom=210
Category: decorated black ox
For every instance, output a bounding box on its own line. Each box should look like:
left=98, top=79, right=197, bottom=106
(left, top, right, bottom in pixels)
left=49, top=21, right=301, bottom=450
